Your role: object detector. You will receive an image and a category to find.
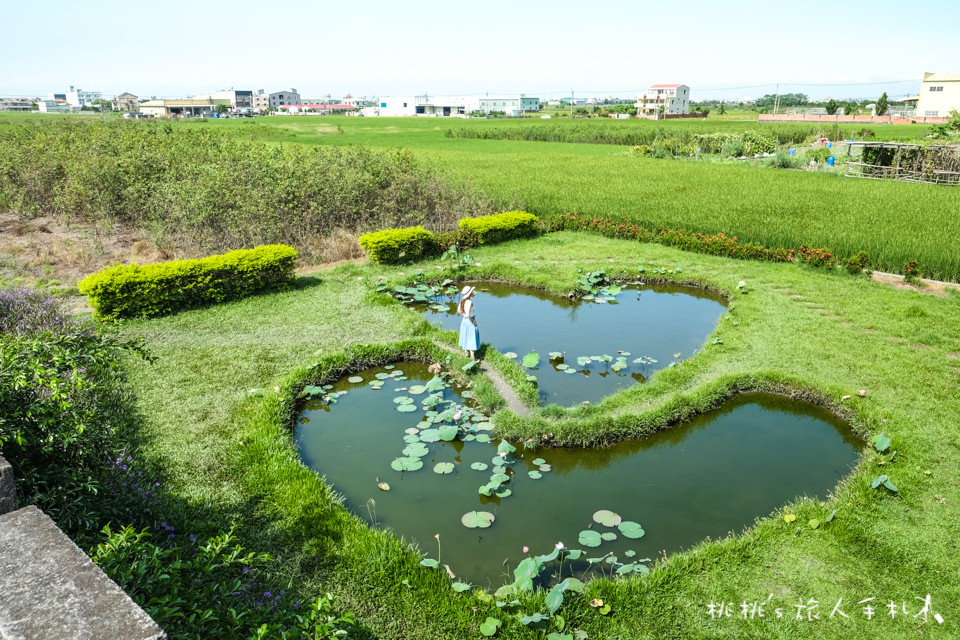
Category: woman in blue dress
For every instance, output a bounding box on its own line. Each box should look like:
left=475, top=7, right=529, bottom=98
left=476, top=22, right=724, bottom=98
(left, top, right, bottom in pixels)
left=457, top=285, right=480, bottom=360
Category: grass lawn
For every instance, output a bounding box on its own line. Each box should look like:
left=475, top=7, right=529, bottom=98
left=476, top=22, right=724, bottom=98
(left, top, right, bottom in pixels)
left=120, top=232, right=960, bottom=639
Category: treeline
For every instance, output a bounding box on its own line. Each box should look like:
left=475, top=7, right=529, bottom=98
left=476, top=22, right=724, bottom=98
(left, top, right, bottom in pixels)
left=447, top=122, right=835, bottom=147
left=0, top=121, right=498, bottom=260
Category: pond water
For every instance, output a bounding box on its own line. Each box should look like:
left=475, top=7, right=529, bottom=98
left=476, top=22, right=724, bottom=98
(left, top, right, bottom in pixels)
left=295, top=363, right=861, bottom=588
left=413, top=281, right=727, bottom=406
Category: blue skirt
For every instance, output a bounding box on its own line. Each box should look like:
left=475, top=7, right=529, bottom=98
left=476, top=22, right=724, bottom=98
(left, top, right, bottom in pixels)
left=459, top=316, right=479, bottom=351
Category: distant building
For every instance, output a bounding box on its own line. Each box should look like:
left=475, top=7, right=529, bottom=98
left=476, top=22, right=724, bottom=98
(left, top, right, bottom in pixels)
left=252, top=89, right=269, bottom=111
left=270, top=89, right=301, bottom=109
left=115, top=92, right=139, bottom=113
left=0, top=98, right=31, bottom=112
left=64, top=85, right=101, bottom=107
left=140, top=98, right=230, bottom=117
left=916, top=72, right=960, bottom=118
left=278, top=104, right=357, bottom=115
left=378, top=95, right=538, bottom=117
left=36, top=99, right=72, bottom=113
left=635, top=84, right=690, bottom=117
left=213, top=89, right=253, bottom=109
left=48, top=93, right=67, bottom=103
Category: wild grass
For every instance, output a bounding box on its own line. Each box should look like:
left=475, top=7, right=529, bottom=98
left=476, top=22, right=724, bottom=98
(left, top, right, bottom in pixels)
left=117, top=234, right=960, bottom=638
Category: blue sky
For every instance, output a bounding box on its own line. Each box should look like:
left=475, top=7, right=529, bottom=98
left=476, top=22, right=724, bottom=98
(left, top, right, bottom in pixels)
left=1, top=0, right=956, bottom=102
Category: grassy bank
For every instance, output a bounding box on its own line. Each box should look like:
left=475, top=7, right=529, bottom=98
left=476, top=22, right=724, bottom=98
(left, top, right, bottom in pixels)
left=119, top=233, right=960, bottom=639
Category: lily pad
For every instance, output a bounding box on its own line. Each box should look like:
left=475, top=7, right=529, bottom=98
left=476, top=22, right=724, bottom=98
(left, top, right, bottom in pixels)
left=452, top=582, right=472, bottom=593
left=531, top=458, right=546, bottom=466
left=396, top=403, right=418, bottom=413
left=404, top=427, right=420, bottom=435
left=402, top=443, right=430, bottom=458
left=375, top=373, right=390, bottom=380
left=461, top=511, right=496, bottom=529
left=539, top=464, right=552, bottom=472
left=495, top=488, right=512, bottom=498
left=479, top=617, right=501, bottom=637
left=549, top=351, right=563, bottom=359
left=437, top=426, right=459, bottom=441
left=497, top=440, right=517, bottom=455
left=402, top=434, right=421, bottom=444
left=563, top=368, right=578, bottom=374
left=393, top=396, right=414, bottom=404
left=593, top=509, right=622, bottom=527
left=784, top=513, right=797, bottom=523
left=434, top=462, right=455, bottom=475
left=347, top=376, right=364, bottom=384
left=504, top=352, right=518, bottom=359
left=377, top=481, right=391, bottom=491
left=390, top=457, right=424, bottom=472
left=618, top=520, right=645, bottom=539
left=522, top=352, right=541, bottom=368
left=408, top=385, right=427, bottom=395
left=528, top=470, right=543, bottom=480
left=578, top=530, right=602, bottom=547
left=600, top=532, right=617, bottom=541
left=489, top=473, right=510, bottom=485
left=556, top=363, right=570, bottom=370
left=419, top=428, right=441, bottom=442
left=475, top=434, right=491, bottom=443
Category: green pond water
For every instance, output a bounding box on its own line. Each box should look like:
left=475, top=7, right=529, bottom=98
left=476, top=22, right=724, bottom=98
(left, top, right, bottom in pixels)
left=412, top=281, right=728, bottom=406
left=295, top=363, right=861, bottom=588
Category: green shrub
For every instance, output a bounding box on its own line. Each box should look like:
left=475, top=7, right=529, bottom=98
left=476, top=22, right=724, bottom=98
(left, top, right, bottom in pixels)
left=358, top=226, right=433, bottom=264
left=0, top=285, right=147, bottom=535
left=844, top=251, right=871, bottom=274
left=769, top=149, right=801, bottom=169
left=92, top=524, right=360, bottom=640
left=78, top=245, right=297, bottom=320
left=720, top=139, right=745, bottom=158
left=457, top=211, right=539, bottom=245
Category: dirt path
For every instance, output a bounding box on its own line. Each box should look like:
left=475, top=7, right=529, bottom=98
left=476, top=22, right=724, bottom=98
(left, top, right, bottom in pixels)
left=436, top=343, right=531, bottom=418
left=871, top=271, right=960, bottom=296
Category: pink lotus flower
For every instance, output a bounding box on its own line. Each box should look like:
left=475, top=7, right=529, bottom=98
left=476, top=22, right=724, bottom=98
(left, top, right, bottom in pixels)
left=499, top=452, right=507, bottom=459
left=453, top=410, right=462, bottom=420
left=555, top=541, right=564, bottom=550
left=522, top=546, right=529, bottom=553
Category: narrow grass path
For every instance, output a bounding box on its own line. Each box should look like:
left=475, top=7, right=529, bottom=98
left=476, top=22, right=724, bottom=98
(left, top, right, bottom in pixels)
left=120, top=234, right=960, bottom=639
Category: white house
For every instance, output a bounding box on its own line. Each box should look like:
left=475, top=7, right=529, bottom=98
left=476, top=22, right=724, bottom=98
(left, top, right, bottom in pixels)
left=37, top=99, right=72, bottom=113
left=916, top=72, right=960, bottom=118
left=213, top=89, right=253, bottom=109
left=64, top=85, right=102, bottom=107
left=377, top=95, right=538, bottom=117
left=635, top=84, right=690, bottom=117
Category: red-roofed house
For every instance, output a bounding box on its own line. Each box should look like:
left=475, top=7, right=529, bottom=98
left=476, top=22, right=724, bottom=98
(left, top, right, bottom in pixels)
left=635, top=83, right=690, bottom=117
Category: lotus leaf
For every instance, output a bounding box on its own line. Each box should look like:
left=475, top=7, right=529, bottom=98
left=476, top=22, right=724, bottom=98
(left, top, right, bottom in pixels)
left=452, top=582, right=472, bottom=593
left=539, top=464, right=552, bottom=472
left=437, top=426, right=459, bottom=441
left=592, top=509, right=622, bottom=527
left=322, top=384, right=334, bottom=389
left=618, top=520, right=645, bottom=539
left=600, top=532, right=617, bottom=541
left=462, top=361, right=478, bottom=372
left=475, top=434, right=491, bottom=443
left=872, top=434, right=891, bottom=453
left=521, top=352, right=540, bottom=368
left=624, top=550, right=636, bottom=558
left=495, top=488, right=512, bottom=498
left=393, top=396, right=413, bottom=404
left=549, top=351, right=563, bottom=359
left=479, top=616, right=501, bottom=637
left=461, top=511, right=495, bottom=529
left=384, top=365, right=394, bottom=370
left=504, top=352, right=518, bottom=359
left=402, top=443, right=430, bottom=458
left=433, top=462, right=455, bottom=474
left=419, top=429, right=441, bottom=442
left=396, top=404, right=417, bottom=413
left=520, top=612, right=550, bottom=625
left=377, top=482, right=391, bottom=491
left=497, top=440, right=517, bottom=455
left=576, top=356, right=590, bottom=366
left=528, top=470, right=543, bottom=479
left=420, top=558, right=439, bottom=568
left=578, top=530, right=602, bottom=547
left=489, top=473, right=510, bottom=486
left=514, top=557, right=545, bottom=582
left=390, top=457, right=424, bottom=472
left=347, top=376, right=363, bottom=383
left=492, top=465, right=506, bottom=474
left=404, top=427, right=419, bottom=435
left=375, top=373, right=390, bottom=380
left=531, top=458, right=546, bottom=466
left=408, top=385, right=427, bottom=395
left=426, top=376, right=447, bottom=392
left=402, top=434, right=420, bottom=444
left=556, top=364, right=569, bottom=370
left=563, top=368, right=578, bottom=374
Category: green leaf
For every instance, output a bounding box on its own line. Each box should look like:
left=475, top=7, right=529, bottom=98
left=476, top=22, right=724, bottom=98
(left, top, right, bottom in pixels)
left=593, top=510, right=622, bottom=527
left=489, top=473, right=510, bottom=485
left=390, top=457, right=424, bottom=472
left=522, top=352, right=541, bottom=368
left=418, top=428, right=441, bottom=442
left=437, top=426, right=459, bottom=441
left=882, top=478, right=899, bottom=493
left=547, top=633, right=573, bottom=640
left=549, top=351, right=563, bottom=359
left=347, top=376, right=363, bottom=383
left=611, top=358, right=627, bottom=372
left=514, top=557, right=545, bottom=582
left=504, top=352, right=518, bottom=359
left=531, top=458, right=546, bottom=465
left=396, top=403, right=417, bottom=413
left=452, top=582, right=472, bottom=593
left=576, top=356, right=590, bottom=366
left=426, top=376, right=447, bottom=392
left=462, top=360, right=478, bottom=372
left=545, top=586, right=565, bottom=614
left=461, top=511, right=496, bottom=529
left=479, top=617, right=502, bottom=637
left=408, top=384, right=427, bottom=395
left=872, top=433, right=891, bottom=453
left=520, top=612, right=550, bottom=626
left=600, top=532, right=617, bottom=541
left=871, top=474, right=888, bottom=489
left=825, top=509, right=839, bottom=523
left=495, top=488, right=512, bottom=498
left=393, top=396, right=414, bottom=404
left=402, top=443, right=430, bottom=457
left=578, top=530, right=602, bottom=547
left=618, top=521, right=645, bottom=539
left=528, top=470, right=543, bottom=479
left=470, top=462, right=489, bottom=471
left=420, top=558, right=439, bottom=568
left=433, top=462, right=455, bottom=474
left=556, top=363, right=569, bottom=370
left=809, top=519, right=820, bottom=529
left=497, top=440, right=517, bottom=455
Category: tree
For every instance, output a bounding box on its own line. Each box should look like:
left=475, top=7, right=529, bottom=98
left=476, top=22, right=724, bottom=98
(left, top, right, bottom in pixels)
left=718, top=103, right=726, bottom=115
left=215, top=104, right=229, bottom=115
left=825, top=99, right=840, bottom=116
left=876, top=92, right=889, bottom=116
left=92, top=98, right=113, bottom=112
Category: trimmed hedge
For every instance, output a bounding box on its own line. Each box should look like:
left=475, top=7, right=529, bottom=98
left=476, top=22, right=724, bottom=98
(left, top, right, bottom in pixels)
left=78, top=244, right=298, bottom=319
left=457, top=211, right=539, bottom=245
left=358, top=226, right=433, bottom=264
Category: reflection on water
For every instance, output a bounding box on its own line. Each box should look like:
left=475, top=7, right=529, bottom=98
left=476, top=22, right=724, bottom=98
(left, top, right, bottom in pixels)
left=415, top=281, right=727, bottom=406
left=296, top=364, right=860, bottom=587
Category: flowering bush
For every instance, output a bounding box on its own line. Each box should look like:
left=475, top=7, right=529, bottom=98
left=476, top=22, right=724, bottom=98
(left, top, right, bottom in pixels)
left=0, top=285, right=148, bottom=534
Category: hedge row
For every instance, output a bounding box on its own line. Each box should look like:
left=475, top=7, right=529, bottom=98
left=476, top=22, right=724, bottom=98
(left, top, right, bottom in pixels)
left=540, top=214, right=847, bottom=270
left=359, top=212, right=538, bottom=264
left=78, top=244, right=298, bottom=319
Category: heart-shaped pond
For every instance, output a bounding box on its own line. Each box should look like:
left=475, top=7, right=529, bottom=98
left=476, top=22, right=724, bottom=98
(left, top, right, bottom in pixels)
left=409, top=281, right=727, bottom=406
left=296, top=363, right=860, bottom=587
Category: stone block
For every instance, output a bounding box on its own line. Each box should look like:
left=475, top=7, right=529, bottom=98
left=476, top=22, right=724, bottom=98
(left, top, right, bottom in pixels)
left=0, top=456, right=15, bottom=515
left=0, top=506, right=166, bottom=640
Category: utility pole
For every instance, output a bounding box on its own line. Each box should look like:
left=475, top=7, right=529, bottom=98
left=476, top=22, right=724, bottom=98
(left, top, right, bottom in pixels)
left=570, top=89, right=574, bottom=117
left=773, top=81, right=780, bottom=116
